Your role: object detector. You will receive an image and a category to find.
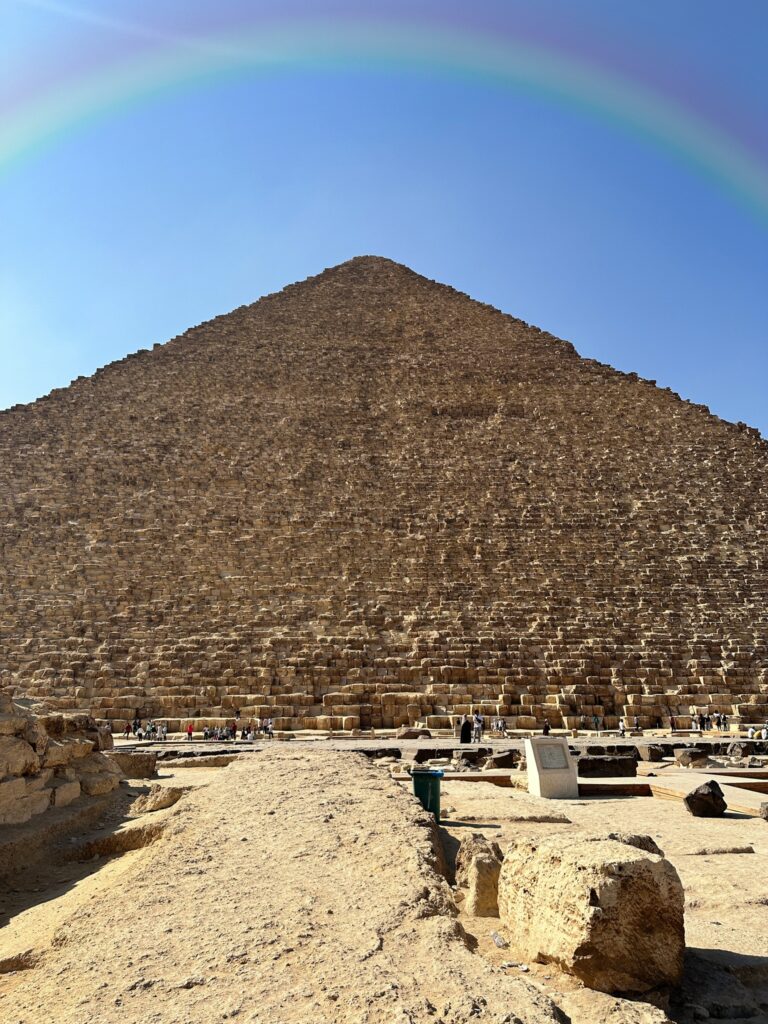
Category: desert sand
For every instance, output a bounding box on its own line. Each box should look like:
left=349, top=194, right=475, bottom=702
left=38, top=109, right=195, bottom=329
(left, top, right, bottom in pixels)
left=1, top=751, right=766, bottom=1024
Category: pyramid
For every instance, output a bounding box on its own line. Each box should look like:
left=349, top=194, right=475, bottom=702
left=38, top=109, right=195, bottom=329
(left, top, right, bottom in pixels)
left=1, top=256, right=767, bottom=732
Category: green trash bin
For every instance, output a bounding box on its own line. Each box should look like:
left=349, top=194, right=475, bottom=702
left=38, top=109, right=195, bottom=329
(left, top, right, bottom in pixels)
left=411, top=768, right=443, bottom=820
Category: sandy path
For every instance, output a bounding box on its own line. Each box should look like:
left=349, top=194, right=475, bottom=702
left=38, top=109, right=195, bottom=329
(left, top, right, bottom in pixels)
left=2, top=751, right=566, bottom=1024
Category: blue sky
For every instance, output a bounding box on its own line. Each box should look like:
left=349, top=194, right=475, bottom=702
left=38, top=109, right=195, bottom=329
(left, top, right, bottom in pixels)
left=1, top=0, right=766, bottom=433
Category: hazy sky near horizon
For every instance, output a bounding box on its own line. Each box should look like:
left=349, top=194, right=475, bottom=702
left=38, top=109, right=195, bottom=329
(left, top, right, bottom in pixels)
left=1, top=0, right=767, bottom=433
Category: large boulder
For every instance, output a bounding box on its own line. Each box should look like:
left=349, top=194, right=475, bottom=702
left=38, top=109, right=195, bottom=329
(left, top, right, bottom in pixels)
left=684, top=780, right=727, bottom=817
left=498, top=835, right=685, bottom=993
left=51, top=779, right=81, bottom=807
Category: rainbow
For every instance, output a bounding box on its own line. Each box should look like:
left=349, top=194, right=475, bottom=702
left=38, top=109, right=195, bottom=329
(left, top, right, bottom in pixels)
left=3, top=12, right=768, bottom=222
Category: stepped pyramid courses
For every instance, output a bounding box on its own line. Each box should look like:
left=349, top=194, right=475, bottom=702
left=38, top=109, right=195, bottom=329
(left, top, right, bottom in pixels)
left=1, top=257, right=767, bottom=733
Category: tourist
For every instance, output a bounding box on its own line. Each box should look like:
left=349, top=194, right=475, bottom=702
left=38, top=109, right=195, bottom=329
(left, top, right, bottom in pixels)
left=761, top=725, right=768, bottom=741
left=459, top=715, right=472, bottom=744
left=721, top=714, right=728, bottom=731
left=472, top=712, right=484, bottom=743
left=542, top=721, right=550, bottom=736
left=122, top=722, right=131, bottom=739
left=265, top=718, right=274, bottom=738
left=186, top=722, right=194, bottom=741
left=592, top=714, right=600, bottom=732
left=619, top=717, right=626, bottom=737
left=498, top=717, right=508, bottom=737
left=747, top=726, right=755, bottom=739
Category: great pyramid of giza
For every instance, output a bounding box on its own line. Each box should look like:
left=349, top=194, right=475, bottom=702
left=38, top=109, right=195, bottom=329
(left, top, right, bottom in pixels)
left=1, top=256, right=766, bottom=731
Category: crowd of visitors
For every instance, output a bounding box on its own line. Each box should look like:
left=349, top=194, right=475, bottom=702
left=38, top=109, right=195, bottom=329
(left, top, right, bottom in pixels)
left=746, top=724, right=768, bottom=740
left=691, top=711, right=730, bottom=732
left=123, top=718, right=167, bottom=741
left=199, top=719, right=274, bottom=741
left=122, top=717, right=275, bottom=741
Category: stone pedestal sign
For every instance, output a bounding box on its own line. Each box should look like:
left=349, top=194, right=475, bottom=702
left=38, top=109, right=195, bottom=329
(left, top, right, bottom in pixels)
left=525, top=737, right=579, bottom=799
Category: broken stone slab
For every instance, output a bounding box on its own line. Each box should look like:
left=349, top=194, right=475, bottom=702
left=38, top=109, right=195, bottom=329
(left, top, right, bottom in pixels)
left=758, top=802, right=768, bottom=822
left=684, top=780, right=727, bottom=817
left=634, top=742, right=666, bottom=762
left=498, top=834, right=685, bottom=994
left=454, top=833, right=503, bottom=917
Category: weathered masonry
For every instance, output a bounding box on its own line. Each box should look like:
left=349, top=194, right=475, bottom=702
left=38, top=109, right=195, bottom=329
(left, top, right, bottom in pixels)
left=1, top=258, right=766, bottom=731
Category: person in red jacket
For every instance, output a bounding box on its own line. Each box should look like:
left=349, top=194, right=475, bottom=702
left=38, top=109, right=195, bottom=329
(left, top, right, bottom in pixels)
left=186, top=723, right=194, bottom=741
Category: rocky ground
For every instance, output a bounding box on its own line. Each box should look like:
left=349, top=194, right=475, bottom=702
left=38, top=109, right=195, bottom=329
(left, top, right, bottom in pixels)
left=438, top=779, right=768, bottom=1022
left=1, top=751, right=766, bottom=1024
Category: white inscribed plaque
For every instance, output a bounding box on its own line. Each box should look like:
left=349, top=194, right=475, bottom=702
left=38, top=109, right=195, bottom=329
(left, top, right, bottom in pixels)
left=539, top=745, right=569, bottom=770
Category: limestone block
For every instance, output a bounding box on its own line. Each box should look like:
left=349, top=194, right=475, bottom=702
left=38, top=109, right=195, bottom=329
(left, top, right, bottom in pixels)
left=107, top=750, right=157, bottom=778
left=0, top=714, right=28, bottom=736
left=51, top=780, right=81, bottom=807
left=78, top=772, right=120, bottom=797
left=41, top=736, right=94, bottom=767
left=498, top=835, right=684, bottom=994
left=0, top=788, right=51, bottom=825
left=0, top=776, right=26, bottom=809
left=465, top=849, right=502, bottom=917
left=0, top=736, right=40, bottom=776
left=455, top=833, right=503, bottom=889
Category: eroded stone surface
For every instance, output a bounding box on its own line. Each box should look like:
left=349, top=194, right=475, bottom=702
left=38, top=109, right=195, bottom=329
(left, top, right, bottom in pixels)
left=0, top=257, right=766, bottom=731
left=498, top=834, right=685, bottom=994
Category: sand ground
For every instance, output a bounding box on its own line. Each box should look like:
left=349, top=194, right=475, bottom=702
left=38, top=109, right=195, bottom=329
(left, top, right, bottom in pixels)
left=1, top=752, right=766, bottom=1024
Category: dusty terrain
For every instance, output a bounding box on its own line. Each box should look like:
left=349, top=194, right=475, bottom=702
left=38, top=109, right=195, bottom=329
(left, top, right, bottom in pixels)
left=2, top=751, right=767, bottom=1024
left=0, top=752, right=566, bottom=1024
left=438, top=778, right=768, bottom=1019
